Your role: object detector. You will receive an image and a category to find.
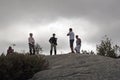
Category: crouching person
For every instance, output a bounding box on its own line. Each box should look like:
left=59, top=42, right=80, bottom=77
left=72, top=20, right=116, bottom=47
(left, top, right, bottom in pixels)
left=7, top=46, right=14, bottom=55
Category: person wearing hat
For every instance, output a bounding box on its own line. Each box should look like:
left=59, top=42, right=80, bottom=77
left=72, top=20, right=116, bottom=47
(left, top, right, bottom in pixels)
left=49, top=33, right=57, bottom=55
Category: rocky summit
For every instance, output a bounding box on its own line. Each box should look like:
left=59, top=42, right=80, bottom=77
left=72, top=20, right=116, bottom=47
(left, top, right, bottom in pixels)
left=29, top=54, right=120, bottom=80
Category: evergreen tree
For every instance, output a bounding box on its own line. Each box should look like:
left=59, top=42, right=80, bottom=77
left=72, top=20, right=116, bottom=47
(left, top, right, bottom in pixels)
left=97, top=36, right=120, bottom=58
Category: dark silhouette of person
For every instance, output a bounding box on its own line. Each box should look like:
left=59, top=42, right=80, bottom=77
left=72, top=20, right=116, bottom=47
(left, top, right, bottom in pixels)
left=75, top=35, right=81, bottom=53
left=49, top=33, right=57, bottom=55
left=28, top=33, right=35, bottom=55
left=67, top=28, right=75, bottom=53
left=7, top=46, right=14, bottom=55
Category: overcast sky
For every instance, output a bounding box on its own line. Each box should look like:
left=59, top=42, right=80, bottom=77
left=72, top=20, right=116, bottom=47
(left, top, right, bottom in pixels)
left=0, top=0, right=120, bottom=55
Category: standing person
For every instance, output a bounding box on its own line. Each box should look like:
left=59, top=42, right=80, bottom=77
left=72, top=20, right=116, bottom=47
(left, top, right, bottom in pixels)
left=28, top=33, right=35, bottom=55
left=49, top=33, right=57, bottom=55
left=67, top=28, right=75, bottom=53
left=75, top=35, right=81, bottom=53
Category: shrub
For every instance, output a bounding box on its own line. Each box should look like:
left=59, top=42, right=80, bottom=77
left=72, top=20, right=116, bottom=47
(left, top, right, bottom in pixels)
left=0, top=53, right=49, bottom=80
left=96, top=36, right=120, bottom=58
left=81, top=50, right=95, bottom=55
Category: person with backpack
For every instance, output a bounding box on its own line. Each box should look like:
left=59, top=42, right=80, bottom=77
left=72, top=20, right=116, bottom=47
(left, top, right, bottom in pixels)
left=75, top=35, right=81, bottom=53
left=49, top=33, right=57, bottom=55
left=28, top=33, right=35, bottom=55
left=67, top=28, right=75, bottom=53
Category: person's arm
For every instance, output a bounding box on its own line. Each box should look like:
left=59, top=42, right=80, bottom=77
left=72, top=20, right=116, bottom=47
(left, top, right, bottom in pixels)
left=67, top=32, right=70, bottom=36
left=49, top=37, right=52, bottom=43
left=55, top=38, right=57, bottom=45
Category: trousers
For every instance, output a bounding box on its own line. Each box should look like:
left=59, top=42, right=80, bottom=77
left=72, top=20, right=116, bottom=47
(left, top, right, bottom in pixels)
left=75, top=45, right=81, bottom=53
left=50, top=43, right=57, bottom=55
left=29, top=43, right=35, bottom=55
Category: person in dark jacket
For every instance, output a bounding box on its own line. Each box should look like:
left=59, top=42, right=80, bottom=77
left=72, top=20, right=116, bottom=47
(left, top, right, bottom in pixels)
left=7, top=46, right=14, bottom=55
left=49, top=33, right=57, bottom=55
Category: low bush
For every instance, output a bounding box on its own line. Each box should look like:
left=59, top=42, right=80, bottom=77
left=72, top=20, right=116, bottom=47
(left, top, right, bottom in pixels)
left=0, top=53, right=49, bottom=80
left=81, top=50, right=95, bottom=55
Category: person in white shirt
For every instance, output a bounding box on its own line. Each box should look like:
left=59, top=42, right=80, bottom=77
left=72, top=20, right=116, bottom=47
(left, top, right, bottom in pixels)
left=75, top=35, right=81, bottom=53
left=67, top=28, right=75, bottom=53
left=28, top=33, right=35, bottom=55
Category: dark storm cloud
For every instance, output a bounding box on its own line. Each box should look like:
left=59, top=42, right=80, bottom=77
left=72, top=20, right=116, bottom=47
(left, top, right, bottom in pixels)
left=0, top=0, right=120, bottom=53
left=1, top=0, right=120, bottom=26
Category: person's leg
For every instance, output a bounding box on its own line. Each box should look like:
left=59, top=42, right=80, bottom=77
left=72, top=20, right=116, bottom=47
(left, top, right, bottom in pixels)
left=29, top=44, right=32, bottom=55
left=78, top=47, right=80, bottom=53
left=50, top=44, right=53, bottom=55
left=70, top=40, right=74, bottom=53
left=79, top=45, right=81, bottom=53
left=70, top=40, right=72, bottom=53
left=77, top=45, right=81, bottom=53
left=75, top=46, right=77, bottom=53
left=33, top=45, right=35, bottom=55
left=54, top=45, right=57, bottom=55
left=71, top=47, right=74, bottom=53
left=31, top=45, right=33, bottom=55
